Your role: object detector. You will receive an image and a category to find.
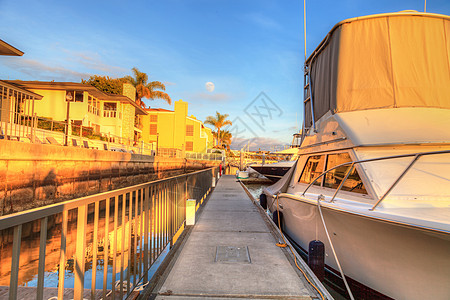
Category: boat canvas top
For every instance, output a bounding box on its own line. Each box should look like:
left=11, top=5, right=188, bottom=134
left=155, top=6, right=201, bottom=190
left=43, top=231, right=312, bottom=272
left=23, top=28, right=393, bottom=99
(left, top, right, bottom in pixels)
left=302, top=11, right=450, bottom=148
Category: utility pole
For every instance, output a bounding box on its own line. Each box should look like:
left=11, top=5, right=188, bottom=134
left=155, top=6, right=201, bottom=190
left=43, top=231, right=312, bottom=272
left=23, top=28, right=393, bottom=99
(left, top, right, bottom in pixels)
left=64, top=92, right=73, bottom=146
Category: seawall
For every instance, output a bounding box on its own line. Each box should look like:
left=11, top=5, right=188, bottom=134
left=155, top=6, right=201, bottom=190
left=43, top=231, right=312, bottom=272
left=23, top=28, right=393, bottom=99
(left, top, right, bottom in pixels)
left=0, top=140, right=220, bottom=215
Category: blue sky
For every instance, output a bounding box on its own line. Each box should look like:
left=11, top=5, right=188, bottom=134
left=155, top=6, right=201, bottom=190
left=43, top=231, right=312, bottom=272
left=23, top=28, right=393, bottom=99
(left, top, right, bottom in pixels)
left=0, top=0, right=449, bottom=150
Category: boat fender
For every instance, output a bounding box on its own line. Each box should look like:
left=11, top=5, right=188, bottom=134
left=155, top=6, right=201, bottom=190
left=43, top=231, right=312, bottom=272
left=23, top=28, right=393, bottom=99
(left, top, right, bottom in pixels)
left=259, top=194, right=267, bottom=209
left=272, top=210, right=283, bottom=229
left=308, top=240, right=325, bottom=282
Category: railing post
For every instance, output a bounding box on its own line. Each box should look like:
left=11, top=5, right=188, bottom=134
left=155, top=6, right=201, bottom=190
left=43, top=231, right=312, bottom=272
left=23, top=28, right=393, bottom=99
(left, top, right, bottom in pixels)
left=91, top=201, right=99, bottom=299
left=31, top=113, right=37, bottom=143
left=112, top=198, right=118, bottom=300
left=9, top=225, right=22, bottom=300
left=120, top=195, right=126, bottom=298
left=74, top=205, right=87, bottom=300
left=58, top=210, right=68, bottom=299
left=143, top=187, right=150, bottom=282
left=102, top=198, right=110, bottom=300
left=37, top=217, right=48, bottom=300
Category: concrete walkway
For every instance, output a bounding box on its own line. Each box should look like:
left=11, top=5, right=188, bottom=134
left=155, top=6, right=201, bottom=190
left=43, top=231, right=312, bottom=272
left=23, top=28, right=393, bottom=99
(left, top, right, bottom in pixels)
left=153, top=175, right=321, bottom=299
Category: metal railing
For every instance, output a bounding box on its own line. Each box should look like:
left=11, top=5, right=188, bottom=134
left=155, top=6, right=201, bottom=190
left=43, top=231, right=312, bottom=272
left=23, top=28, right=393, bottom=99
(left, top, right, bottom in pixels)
left=0, top=167, right=219, bottom=300
left=185, top=152, right=224, bottom=161
left=300, top=150, right=450, bottom=210
left=157, top=148, right=182, bottom=158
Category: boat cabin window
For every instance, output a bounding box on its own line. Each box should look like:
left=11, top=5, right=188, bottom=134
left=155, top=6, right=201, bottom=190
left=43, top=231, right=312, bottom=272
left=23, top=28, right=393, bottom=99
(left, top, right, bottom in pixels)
left=324, top=153, right=367, bottom=194
left=299, top=155, right=325, bottom=186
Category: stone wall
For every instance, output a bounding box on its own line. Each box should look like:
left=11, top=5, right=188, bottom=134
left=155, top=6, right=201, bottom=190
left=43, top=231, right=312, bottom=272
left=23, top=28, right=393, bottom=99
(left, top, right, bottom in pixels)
left=122, top=104, right=135, bottom=142
left=0, top=140, right=220, bottom=216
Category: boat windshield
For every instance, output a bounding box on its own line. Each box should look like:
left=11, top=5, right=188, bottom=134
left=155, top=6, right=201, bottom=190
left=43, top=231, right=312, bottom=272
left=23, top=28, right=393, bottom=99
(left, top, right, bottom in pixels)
left=299, top=155, right=325, bottom=186
left=299, top=152, right=368, bottom=195
left=324, top=153, right=367, bottom=194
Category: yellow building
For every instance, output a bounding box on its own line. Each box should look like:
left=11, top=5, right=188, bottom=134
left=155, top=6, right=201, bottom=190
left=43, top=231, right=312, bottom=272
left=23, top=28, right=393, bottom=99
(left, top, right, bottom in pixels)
left=7, top=81, right=146, bottom=143
left=141, top=100, right=215, bottom=153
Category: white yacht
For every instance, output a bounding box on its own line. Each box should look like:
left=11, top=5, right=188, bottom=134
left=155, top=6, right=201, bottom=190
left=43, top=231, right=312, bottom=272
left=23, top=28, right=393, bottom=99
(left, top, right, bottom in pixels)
left=263, top=11, right=450, bottom=300
left=250, top=134, right=301, bottom=182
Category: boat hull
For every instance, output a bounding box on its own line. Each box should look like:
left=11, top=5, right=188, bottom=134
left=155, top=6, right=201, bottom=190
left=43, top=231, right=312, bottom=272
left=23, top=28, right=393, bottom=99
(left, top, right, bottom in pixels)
left=251, top=165, right=292, bottom=182
left=274, top=196, right=450, bottom=300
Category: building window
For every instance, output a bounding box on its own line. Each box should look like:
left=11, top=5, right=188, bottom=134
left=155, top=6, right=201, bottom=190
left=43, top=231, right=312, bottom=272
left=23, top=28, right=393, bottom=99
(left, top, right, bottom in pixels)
left=299, top=155, right=325, bottom=186
left=66, top=91, right=83, bottom=102
left=150, top=124, right=157, bottom=135
left=150, top=115, right=157, bottom=122
left=186, top=125, right=194, bottom=136
left=94, top=124, right=100, bottom=133
left=186, top=141, right=193, bottom=151
left=75, top=91, right=84, bottom=102
left=103, top=102, right=117, bottom=118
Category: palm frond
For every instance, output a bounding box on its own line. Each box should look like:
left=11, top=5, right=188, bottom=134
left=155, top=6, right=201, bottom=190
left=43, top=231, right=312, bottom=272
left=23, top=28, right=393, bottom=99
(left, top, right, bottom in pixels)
left=204, top=116, right=216, bottom=126
left=123, top=75, right=136, bottom=86
left=125, top=68, right=172, bottom=105
left=147, top=81, right=166, bottom=91
left=149, top=90, right=172, bottom=105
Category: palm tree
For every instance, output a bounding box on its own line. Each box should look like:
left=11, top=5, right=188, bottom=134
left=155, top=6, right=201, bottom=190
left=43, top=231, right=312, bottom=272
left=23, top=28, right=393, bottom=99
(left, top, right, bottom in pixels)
left=205, top=112, right=232, bottom=147
left=124, top=67, right=172, bottom=108
left=213, top=130, right=232, bottom=149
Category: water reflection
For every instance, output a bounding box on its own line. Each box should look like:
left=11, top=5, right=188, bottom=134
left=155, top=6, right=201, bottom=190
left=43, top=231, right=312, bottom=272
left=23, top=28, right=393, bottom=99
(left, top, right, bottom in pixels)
left=0, top=197, right=169, bottom=292
left=243, top=183, right=272, bottom=200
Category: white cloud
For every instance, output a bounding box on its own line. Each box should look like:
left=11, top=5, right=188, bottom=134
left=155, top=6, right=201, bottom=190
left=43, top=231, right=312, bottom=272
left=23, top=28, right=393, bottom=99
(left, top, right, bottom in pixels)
left=0, top=58, right=91, bottom=81
left=0, top=46, right=128, bottom=81
left=231, top=136, right=288, bottom=151
left=61, top=49, right=127, bottom=75
left=244, top=12, right=281, bottom=30
left=193, top=92, right=229, bottom=102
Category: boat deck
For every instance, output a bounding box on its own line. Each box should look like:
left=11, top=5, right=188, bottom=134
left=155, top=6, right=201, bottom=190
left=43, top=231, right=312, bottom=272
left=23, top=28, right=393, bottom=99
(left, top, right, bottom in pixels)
left=145, top=175, right=329, bottom=299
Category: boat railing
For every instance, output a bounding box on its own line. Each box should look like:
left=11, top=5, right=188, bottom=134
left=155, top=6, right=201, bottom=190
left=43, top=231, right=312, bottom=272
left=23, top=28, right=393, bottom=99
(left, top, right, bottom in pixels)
left=301, top=149, right=450, bottom=211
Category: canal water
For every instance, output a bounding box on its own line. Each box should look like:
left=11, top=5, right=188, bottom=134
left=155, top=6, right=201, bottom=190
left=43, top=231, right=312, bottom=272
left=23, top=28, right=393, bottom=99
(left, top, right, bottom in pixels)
left=242, top=182, right=272, bottom=200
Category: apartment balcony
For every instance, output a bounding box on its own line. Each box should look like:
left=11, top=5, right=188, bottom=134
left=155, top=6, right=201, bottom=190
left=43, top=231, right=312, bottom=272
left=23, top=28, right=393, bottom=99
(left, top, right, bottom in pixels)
left=103, top=109, right=122, bottom=119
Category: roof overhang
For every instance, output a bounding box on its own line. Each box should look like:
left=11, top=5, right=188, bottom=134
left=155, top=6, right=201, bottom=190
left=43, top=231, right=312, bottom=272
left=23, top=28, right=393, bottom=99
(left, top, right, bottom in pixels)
left=0, top=80, right=43, bottom=99
left=6, top=80, right=147, bottom=114
left=0, top=39, right=24, bottom=56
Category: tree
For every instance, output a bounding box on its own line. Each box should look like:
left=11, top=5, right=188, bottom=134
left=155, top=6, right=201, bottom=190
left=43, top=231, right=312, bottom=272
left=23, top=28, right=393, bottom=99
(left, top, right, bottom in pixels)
left=213, top=130, right=232, bottom=149
left=205, top=112, right=232, bottom=147
left=124, top=67, right=172, bottom=108
left=81, top=75, right=127, bottom=95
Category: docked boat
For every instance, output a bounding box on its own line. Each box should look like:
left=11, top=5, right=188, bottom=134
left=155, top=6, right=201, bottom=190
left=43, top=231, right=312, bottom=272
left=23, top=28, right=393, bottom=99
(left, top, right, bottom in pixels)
left=262, top=11, right=450, bottom=300
left=250, top=134, right=301, bottom=182
left=250, top=160, right=295, bottom=182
